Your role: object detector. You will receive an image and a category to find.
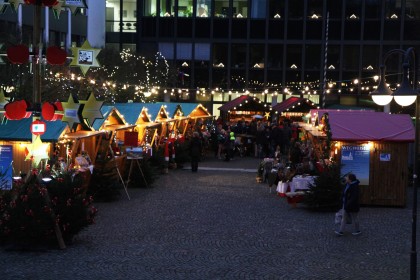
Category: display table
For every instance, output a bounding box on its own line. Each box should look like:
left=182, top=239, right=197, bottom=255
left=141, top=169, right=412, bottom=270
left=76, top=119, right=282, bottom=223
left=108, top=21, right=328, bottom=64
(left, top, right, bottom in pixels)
left=289, top=175, right=316, bottom=192
left=276, top=182, right=289, bottom=197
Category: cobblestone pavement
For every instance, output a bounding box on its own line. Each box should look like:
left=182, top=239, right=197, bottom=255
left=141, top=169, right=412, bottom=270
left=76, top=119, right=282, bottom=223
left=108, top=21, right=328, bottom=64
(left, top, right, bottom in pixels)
left=0, top=156, right=418, bottom=279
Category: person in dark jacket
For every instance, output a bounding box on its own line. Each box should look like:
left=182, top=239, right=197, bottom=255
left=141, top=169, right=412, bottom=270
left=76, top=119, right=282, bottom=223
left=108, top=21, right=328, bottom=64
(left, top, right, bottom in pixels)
left=335, top=173, right=361, bottom=236
left=189, top=131, right=202, bottom=172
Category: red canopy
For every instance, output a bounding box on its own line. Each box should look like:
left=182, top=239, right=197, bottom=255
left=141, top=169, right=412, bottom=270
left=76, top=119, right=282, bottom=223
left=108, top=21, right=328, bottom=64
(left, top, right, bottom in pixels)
left=218, top=95, right=267, bottom=112
left=310, top=110, right=415, bottom=142
left=272, top=97, right=316, bottom=113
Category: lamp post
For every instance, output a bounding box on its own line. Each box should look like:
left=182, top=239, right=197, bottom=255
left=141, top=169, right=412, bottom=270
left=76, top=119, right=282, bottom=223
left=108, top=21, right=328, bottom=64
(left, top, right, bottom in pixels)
left=370, top=47, right=419, bottom=280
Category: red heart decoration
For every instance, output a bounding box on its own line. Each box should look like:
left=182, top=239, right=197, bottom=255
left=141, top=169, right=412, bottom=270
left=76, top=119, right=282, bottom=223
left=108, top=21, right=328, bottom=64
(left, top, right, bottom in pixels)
left=7, top=45, right=30, bottom=64
left=46, top=46, right=67, bottom=65
left=4, top=103, right=16, bottom=120
left=15, top=100, right=29, bottom=120
left=42, top=102, right=56, bottom=121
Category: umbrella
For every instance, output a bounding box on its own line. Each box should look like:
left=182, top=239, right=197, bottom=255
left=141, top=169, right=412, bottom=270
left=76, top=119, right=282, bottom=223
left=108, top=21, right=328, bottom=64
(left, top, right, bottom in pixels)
left=252, top=114, right=263, bottom=119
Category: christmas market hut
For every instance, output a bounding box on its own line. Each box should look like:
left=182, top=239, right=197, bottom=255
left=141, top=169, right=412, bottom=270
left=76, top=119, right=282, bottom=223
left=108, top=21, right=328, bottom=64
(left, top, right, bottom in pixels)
left=271, top=97, right=317, bottom=121
left=178, top=103, right=213, bottom=137
left=91, top=105, right=136, bottom=170
left=162, top=102, right=189, bottom=138
left=0, top=117, right=68, bottom=181
left=111, top=103, right=159, bottom=147
left=301, top=109, right=415, bottom=207
left=142, top=103, right=175, bottom=145
left=218, top=95, right=270, bottom=122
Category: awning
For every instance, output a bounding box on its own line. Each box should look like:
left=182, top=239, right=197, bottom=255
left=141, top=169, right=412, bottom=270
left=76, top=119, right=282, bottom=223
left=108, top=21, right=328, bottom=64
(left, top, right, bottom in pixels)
left=309, top=110, right=415, bottom=142
left=272, top=97, right=316, bottom=113
left=218, top=95, right=268, bottom=112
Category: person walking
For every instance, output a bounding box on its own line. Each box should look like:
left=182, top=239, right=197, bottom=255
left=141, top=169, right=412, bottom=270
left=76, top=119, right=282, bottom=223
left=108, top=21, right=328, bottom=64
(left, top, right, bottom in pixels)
left=189, top=131, right=202, bottom=172
left=335, top=173, right=361, bottom=236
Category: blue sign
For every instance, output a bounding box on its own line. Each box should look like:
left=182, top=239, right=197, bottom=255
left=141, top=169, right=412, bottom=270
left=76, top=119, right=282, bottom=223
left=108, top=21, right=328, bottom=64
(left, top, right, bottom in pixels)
left=0, top=145, right=13, bottom=190
left=341, top=145, right=370, bottom=185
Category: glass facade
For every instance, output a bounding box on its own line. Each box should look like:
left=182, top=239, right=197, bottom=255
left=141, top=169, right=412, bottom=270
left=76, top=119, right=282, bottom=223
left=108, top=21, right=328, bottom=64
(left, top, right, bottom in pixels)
left=103, top=0, right=420, bottom=107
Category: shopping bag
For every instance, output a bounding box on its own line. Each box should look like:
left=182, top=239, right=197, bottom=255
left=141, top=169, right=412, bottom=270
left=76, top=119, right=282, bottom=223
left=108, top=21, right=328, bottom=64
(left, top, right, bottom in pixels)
left=334, top=209, right=343, bottom=225
left=335, top=209, right=352, bottom=225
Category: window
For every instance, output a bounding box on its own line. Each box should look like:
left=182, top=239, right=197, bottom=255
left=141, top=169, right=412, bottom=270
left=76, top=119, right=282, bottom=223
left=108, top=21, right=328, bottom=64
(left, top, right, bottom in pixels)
left=305, top=44, right=321, bottom=70
left=215, top=0, right=230, bottom=17
left=231, top=44, right=246, bottom=69
left=213, top=44, right=228, bottom=67
left=365, top=0, right=381, bottom=19
left=251, top=0, right=267, bottom=19
left=144, top=0, right=157, bottom=16
left=250, top=20, right=266, bottom=39
left=326, top=0, right=342, bottom=19
left=307, top=0, right=323, bottom=19
left=267, top=44, right=283, bottom=69
left=289, top=0, right=304, bottom=19
left=346, top=0, right=361, bottom=19
left=233, top=0, right=248, bottom=18
left=268, top=0, right=284, bottom=19
left=342, top=45, right=360, bottom=71
left=362, top=45, right=379, bottom=72
left=160, top=0, right=173, bottom=16
left=249, top=44, right=265, bottom=68
left=159, top=43, right=174, bottom=59
left=176, top=43, right=192, bottom=60
left=196, top=0, right=211, bottom=17
left=405, top=0, right=420, bottom=19
left=195, top=43, right=210, bottom=60
left=177, top=0, right=193, bottom=17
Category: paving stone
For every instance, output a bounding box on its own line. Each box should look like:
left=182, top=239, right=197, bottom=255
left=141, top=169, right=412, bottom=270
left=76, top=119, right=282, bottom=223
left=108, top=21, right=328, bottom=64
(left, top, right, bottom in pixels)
left=0, top=156, right=417, bottom=279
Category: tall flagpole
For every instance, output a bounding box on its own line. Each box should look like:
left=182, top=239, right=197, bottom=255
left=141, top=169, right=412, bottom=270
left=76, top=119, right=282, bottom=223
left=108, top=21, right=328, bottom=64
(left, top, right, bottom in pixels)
left=322, top=12, right=329, bottom=109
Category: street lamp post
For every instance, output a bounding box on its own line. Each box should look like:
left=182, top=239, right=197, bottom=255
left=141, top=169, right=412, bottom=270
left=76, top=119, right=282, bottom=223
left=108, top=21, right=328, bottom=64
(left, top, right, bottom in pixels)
left=370, top=47, right=419, bottom=280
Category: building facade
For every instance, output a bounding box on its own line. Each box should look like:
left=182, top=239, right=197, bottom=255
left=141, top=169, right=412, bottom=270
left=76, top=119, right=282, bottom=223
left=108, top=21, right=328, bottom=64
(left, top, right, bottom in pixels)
left=105, top=0, right=420, bottom=113
left=1, top=1, right=420, bottom=114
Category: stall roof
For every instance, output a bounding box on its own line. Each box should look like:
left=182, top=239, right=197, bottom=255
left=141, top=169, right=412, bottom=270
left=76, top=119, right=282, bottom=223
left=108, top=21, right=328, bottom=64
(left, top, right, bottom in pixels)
left=218, top=95, right=268, bottom=112
left=112, top=103, right=144, bottom=125
left=0, top=118, right=68, bottom=142
left=92, top=106, right=130, bottom=131
left=272, top=97, right=317, bottom=113
left=310, top=110, right=415, bottom=142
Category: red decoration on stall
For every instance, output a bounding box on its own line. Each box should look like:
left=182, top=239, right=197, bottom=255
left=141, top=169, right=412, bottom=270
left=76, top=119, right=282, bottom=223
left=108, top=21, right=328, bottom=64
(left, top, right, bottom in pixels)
left=164, top=142, right=169, bottom=162
left=41, top=101, right=64, bottom=121
left=4, top=100, right=31, bottom=120
left=24, top=0, right=58, bottom=6
left=7, top=44, right=30, bottom=64
left=30, top=120, right=46, bottom=136
left=46, top=46, right=67, bottom=65
left=124, top=131, right=138, bottom=147
left=54, top=101, right=64, bottom=120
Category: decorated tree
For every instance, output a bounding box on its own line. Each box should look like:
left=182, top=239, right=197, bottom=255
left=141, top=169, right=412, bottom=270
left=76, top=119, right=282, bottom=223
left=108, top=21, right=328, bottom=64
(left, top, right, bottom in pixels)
left=303, top=162, right=345, bottom=211
left=0, top=172, right=97, bottom=249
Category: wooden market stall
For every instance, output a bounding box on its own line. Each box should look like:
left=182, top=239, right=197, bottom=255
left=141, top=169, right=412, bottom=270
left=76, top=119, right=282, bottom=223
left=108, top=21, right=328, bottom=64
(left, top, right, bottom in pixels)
left=218, top=95, right=269, bottom=122
left=159, top=103, right=188, bottom=138
left=92, top=106, right=136, bottom=172
left=0, top=117, right=68, bottom=179
left=179, top=103, right=213, bottom=137
left=301, top=109, right=415, bottom=207
left=111, top=103, right=159, bottom=147
left=142, top=103, right=175, bottom=145
left=133, top=106, right=162, bottom=146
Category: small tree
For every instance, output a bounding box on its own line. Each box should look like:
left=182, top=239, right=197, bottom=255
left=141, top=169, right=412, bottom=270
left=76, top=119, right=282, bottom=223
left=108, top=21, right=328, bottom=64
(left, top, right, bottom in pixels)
left=303, top=162, right=345, bottom=211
